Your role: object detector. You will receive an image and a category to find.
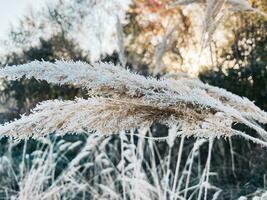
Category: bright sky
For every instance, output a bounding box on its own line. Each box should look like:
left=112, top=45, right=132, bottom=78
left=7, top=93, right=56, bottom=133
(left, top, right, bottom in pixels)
left=0, top=0, right=46, bottom=39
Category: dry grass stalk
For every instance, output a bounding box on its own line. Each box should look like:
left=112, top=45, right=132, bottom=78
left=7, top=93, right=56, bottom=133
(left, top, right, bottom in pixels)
left=0, top=61, right=266, bottom=145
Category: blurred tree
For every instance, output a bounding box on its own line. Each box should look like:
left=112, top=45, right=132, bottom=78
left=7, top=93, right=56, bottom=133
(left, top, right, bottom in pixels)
left=125, top=0, right=194, bottom=74
left=125, top=0, right=267, bottom=75
left=200, top=7, right=267, bottom=110
left=5, top=0, right=130, bottom=62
